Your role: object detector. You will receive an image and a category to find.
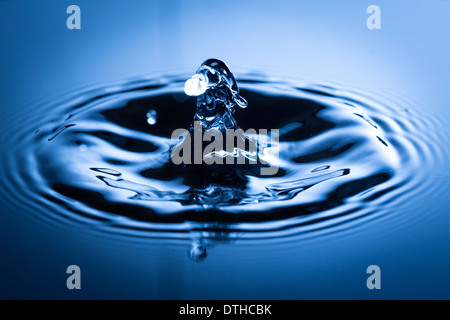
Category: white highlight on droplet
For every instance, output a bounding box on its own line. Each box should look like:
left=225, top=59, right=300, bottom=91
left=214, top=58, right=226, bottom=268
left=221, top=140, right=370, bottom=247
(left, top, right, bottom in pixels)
left=184, top=74, right=207, bottom=96
left=146, top=110, right=157, bottom=125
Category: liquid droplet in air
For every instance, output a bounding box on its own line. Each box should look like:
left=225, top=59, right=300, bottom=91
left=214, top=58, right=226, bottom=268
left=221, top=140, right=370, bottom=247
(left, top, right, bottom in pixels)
left=184, top=74, right=208, bottom=96
left=146, top=110, right=157, bottom=125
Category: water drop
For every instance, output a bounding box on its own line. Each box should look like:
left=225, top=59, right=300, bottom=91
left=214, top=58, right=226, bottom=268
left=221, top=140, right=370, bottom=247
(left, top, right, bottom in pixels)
left=184, top=74, right=208, bottom=96
left=146, top=110, right=157, bottom=125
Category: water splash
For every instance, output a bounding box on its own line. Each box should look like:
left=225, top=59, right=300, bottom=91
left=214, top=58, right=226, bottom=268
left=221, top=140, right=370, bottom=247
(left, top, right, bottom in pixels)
left=2, top=72, right=438, bottom=261
left=185, top=59, right=247, bottom=131
left=176, top=59, right=266, bottom=179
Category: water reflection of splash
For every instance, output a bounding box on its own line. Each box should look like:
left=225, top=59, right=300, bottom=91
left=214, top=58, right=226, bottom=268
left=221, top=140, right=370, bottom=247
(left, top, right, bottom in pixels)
left=187, top=223, right=239, bottom=261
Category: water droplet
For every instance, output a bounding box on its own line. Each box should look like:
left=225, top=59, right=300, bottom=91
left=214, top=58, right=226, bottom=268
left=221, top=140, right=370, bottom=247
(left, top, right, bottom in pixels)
left=79, top=144, right=87, bottom=152
left=184, top=74, right=207, bottom=96
left=146, top=110, right=157, bottom=125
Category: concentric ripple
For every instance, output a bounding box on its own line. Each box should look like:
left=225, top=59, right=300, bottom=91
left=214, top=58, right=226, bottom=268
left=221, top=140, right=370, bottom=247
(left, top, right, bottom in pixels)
left=1, top=74, right=442, bottom=243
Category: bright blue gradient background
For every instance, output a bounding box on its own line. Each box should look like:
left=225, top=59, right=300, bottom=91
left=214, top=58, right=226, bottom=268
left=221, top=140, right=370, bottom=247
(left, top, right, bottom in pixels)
left=1, top=0, right=450, bottom=299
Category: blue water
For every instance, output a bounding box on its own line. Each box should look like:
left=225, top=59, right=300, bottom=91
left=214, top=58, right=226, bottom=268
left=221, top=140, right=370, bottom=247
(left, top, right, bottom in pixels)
left=1, top=0, right=450, bottom=299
